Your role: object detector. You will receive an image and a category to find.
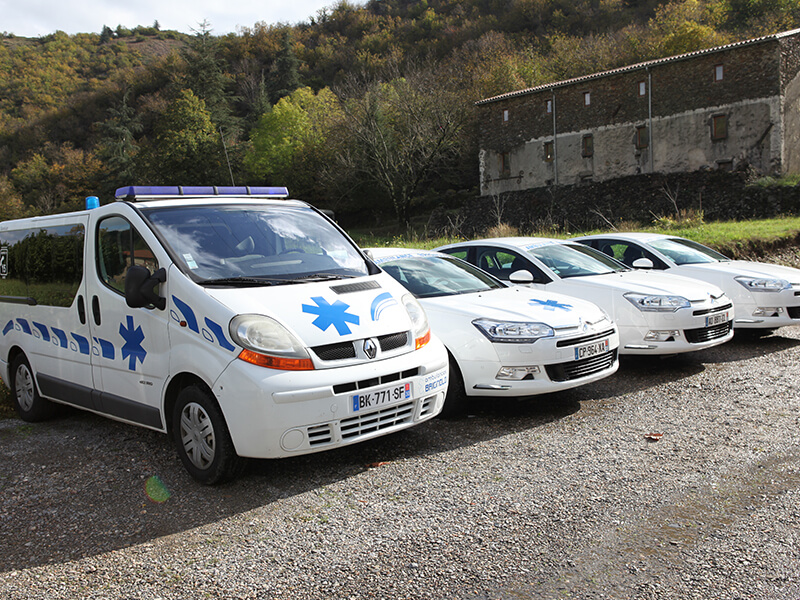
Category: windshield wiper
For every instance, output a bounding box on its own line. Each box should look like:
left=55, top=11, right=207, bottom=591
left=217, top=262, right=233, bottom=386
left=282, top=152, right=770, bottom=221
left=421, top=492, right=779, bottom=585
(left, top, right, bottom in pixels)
left=290, top=273, right=356, bottom=282
left=201, top=276, right=293, bottom=287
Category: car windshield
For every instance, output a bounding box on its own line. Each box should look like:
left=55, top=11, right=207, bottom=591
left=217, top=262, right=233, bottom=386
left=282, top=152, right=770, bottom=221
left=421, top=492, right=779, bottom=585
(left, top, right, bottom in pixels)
left=648, top=238, right=730, bottom=265
left=527, top=243, right=625, bottom=278
left=380, top=254, right=504, bottom=298
left=141, top=204, right=369, bottom=283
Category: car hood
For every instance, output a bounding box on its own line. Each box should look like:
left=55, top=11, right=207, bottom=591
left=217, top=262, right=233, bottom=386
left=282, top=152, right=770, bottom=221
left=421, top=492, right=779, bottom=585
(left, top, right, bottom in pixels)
left=202, top=276, right=414, bottom=346
left=419, top=286, right=609, bottom=330
left=676, top=260, right=800, bottom=284
left=567, top=270, right=725, bottom=301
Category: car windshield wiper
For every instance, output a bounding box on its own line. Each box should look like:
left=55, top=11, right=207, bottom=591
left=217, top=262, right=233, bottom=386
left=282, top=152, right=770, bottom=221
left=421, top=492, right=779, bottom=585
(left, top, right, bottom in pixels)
left=200, top=276, right=294, bottom=287
left=290, top=273, right=356, bottom=282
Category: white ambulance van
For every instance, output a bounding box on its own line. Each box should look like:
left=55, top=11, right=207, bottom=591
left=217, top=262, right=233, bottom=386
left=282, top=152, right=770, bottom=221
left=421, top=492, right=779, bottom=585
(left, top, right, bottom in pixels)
left=0, top=186, right=448, bottom=484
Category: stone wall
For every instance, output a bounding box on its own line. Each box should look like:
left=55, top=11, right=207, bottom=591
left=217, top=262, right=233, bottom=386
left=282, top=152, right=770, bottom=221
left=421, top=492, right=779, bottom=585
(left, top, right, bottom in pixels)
left=441, top=170, right=800, bottom=238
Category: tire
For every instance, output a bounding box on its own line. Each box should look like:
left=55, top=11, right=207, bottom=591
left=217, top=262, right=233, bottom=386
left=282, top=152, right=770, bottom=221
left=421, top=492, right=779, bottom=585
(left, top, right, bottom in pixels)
left=439, top=354, right=467, bottom=419
left=10, top=354, right=56, bottom=422
left=171, top=385, right=245, bottom=485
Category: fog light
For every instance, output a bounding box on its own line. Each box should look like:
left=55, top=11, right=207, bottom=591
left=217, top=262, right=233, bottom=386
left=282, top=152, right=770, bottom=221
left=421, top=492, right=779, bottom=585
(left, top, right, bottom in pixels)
left=644, top=330, right=680, bottom=342
left=497, top=366, right=540, bottom=380
left=753, top=307, right=783, bottom=317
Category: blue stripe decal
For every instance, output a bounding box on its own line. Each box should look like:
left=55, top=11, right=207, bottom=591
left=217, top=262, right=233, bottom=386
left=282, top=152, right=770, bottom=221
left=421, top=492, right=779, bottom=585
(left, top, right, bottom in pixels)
left=71, top=333, right=90, bottom=355
left=17, top=319, right=31, bottom=335
left=204, top=318, right=235, bottom=351
left=33, top=322, right=50, bottom=342
left=52, top=328, right=68, bottom=348
left=95, top=337, right=115, bottom=360
left=172, top=296, right=199, bottom=333
left=2, top=320, right=13, bottom=335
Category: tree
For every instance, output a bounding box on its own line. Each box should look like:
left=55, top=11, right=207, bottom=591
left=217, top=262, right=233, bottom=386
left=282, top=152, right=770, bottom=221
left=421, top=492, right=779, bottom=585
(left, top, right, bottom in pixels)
left=0, top=176, right=25, bottom=221
left=270, top=31, right=301, bottom=103
left=331, top=62, right=471, bottom=227
left=97, top=89, right=143, bottom=184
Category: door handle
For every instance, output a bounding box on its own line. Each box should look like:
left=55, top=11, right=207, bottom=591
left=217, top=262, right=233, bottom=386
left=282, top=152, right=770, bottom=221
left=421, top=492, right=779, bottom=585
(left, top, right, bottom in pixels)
left=92, top=296, right=101, bottom=326
left=77, top=295, right=86, bottom=325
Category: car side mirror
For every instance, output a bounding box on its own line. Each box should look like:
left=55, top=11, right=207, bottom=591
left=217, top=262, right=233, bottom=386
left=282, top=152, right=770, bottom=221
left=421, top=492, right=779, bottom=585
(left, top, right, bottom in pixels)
left=125, top=265, right=167, bottom=310
left=509, top=269, right=534, bottom=284
left=632, top=257, right=654, bottom=269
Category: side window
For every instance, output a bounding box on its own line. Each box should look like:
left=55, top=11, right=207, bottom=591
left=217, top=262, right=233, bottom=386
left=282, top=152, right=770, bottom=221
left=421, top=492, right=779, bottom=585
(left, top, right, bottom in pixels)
left=0, top=225, right=84, bottom=307
left=595, top=240, right=665, bottom=269
left=444, top=249, right=468, bottom=261
left=476, top=247, right=549, bottom=283
left=97, top=217, right=159, bottom=295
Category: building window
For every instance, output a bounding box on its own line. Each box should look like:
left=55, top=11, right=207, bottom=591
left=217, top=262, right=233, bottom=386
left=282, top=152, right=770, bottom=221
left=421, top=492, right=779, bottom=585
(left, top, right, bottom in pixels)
left=635, top=125, right=648, bottom=149
left=712, top=114, right=728, bottom=140
left=638, top=81, right=646, bottom=96
left=500, top=152, right=511, bottom=177
left=546, top=99, right=552, bottom=114
left=503, top=109, right=509, bottom=122
left=714, top=64, right=724, bottom=82
left=544, top=141, right=554, bottom=162
left=582, top=134, right=594, bottom=157
left=583, top=91, right=591, bottom=106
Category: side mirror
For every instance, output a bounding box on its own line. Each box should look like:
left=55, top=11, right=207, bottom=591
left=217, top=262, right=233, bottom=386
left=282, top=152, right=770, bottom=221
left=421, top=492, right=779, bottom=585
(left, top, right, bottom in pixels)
left=632, top=257, right=654, bottom=269
left=509, top=269, right=534, bottom=284
left=125, top=265, right=167, bottom=310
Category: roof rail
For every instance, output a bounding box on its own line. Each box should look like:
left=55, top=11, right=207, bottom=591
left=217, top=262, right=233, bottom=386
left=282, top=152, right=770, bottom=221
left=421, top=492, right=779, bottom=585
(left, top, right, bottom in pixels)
left=115, top=186, right=290, bottom=201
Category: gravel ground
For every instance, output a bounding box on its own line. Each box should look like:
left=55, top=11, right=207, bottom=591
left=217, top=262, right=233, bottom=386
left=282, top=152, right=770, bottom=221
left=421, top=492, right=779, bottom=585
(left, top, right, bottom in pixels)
left=1, top=251, right=799, bottom=599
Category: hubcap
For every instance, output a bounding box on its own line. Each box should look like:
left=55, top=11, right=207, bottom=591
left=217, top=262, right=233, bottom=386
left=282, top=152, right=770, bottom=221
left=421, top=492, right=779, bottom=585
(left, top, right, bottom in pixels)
left=179, top=402, right=215, bottom=470
left=15, top=364, right=35, bottom=412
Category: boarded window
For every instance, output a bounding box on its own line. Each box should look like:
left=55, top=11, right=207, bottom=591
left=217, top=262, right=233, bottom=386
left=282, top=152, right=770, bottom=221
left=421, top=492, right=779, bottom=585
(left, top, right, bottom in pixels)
left=582, top=134, right=594, bottom=157
left=712, top=114, right=728, bottom=140
left=636, top=126, right=649, bottom=149
left=544, top=141, right=554, bottom=162
left=500, top=152, right=511, bottom=177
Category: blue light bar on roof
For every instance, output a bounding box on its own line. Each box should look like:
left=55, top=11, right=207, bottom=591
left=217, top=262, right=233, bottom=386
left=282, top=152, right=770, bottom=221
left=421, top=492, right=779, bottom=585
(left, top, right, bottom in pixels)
left=114, top=185, right=289, bottom=200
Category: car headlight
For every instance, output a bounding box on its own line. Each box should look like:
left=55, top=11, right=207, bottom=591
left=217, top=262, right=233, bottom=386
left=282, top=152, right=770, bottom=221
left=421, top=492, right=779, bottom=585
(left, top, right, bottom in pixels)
left=472, top=319, right=554, bottom=343
left=402, top=293, right=431, bottom=349
left=624, top=292, right=690, bottom=312
left=230, top=314, right=313, bottom=370
left=735, top=276, right=791, bottom=292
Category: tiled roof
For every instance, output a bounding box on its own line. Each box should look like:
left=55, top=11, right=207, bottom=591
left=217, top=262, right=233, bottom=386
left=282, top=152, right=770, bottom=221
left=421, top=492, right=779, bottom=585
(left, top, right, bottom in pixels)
left=476, top=28, right=800, bottom=105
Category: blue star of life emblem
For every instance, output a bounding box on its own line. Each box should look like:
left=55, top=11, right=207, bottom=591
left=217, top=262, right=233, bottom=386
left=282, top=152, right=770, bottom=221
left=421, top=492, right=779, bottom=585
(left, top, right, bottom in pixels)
left=302, top=296, right=360, bottom=335
left=529, top=298, right=572, bottom=311
left=119, top=315, right=147, bottom=371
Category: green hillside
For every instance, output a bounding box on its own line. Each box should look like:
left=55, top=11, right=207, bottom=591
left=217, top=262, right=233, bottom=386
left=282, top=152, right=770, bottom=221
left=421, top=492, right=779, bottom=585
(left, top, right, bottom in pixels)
left=1, top=0, right=799, bottom=227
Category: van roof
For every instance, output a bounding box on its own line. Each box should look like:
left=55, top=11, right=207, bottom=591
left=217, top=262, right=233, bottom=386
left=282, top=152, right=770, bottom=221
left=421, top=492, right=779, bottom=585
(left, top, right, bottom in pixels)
left=115, top=186, right=290, bottom=201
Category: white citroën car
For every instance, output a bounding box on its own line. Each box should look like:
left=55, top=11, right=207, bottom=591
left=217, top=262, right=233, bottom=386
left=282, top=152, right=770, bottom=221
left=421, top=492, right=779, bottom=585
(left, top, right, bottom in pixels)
left=369, top=248, right=620, bottom=415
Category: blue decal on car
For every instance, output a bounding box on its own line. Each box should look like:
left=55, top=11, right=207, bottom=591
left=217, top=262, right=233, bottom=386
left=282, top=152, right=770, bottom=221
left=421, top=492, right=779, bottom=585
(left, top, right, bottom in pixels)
left=71, top=333, right=90, bottom=355
left=370, top=292, right=397, bottom=321
left=51, top=328, right=68, bottom=348
left=119, top=315, right=147, bottom=371
left=32, top=322, right=50, bottom=342
left=94, top=337, right=116, bottom=359
left=302, top=296, right=360, bottom=335
left=529, top=298, right=572, bottom=311
left=204, top=318, right=236, bottom=351
left=2, top=320, right=13, bottom=335
left=17, top=318, right=31, bottom=335
left=171, top=296, right=199, bottom=332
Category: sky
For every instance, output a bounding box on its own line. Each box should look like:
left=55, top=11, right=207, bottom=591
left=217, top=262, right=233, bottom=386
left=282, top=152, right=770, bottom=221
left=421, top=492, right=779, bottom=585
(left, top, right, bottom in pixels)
left=0, top=0, right=347, bottom=38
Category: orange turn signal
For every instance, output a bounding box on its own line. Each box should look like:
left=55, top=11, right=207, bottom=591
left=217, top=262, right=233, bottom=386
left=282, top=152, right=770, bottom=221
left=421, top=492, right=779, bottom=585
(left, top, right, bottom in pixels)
left=238, top=349, right=314, bottom=371
left=415, top=329, right=431, bottom=350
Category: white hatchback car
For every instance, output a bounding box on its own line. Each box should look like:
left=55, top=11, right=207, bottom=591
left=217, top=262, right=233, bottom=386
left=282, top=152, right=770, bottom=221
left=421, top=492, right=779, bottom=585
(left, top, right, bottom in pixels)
left=435, top=237, right=735, bottom=356
left=368, top=248, right=620, bottom=415
left=573, top=232, right=800, bottom=332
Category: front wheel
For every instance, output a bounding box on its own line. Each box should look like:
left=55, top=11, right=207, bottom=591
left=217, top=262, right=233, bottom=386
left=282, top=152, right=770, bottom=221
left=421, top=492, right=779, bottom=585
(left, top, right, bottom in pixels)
left=439, top=354, right=467, bottom=419
left=172, top=385, right=245, bottom=485
left=10, top=354, right=56, bottom=422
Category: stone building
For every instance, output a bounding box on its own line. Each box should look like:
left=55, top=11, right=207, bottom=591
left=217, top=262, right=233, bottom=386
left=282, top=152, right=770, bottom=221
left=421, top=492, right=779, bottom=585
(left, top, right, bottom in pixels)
left=477, top=28, right=800, bottom=197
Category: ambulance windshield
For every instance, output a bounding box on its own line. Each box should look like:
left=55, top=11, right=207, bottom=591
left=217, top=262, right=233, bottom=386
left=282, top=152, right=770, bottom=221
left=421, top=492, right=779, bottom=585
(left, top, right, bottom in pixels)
left=142, top=204, right=369, bottom=283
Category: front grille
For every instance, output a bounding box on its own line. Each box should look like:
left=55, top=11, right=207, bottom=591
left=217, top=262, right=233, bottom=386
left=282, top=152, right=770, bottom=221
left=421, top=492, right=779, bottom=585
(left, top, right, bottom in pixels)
left=308, top=423, right=334, bottom=446
left=380, top=331, right=408, bottom=351
left=340, top=400, right=415, bottom=440
left=333, top=368, right=420, bottom=395
left=693, top=302, right=733, bottom=317
left=313, top=341, right=357, bottom=361
left=684, top=321, right=732, bottom=343
left=556, top=328, right=615, bottom=348
left=788, top=305, right=800, bottom=319
left=545, top=349, right=617, bottom=382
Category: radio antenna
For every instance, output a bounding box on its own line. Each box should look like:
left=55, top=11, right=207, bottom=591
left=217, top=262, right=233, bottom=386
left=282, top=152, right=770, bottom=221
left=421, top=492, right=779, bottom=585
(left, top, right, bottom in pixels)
left=220, top=127, right=236, bottom=186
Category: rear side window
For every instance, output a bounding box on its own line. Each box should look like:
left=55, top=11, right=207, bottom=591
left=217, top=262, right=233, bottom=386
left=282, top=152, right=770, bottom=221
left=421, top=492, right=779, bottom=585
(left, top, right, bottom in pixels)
left=0, top=224, right=85, bottom=307
left=96, top=216, right=159, bottom=295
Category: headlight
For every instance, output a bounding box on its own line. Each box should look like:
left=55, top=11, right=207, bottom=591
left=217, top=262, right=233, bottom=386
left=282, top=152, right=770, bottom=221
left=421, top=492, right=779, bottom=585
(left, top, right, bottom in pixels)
left=735, top=276, right=791, bottom=292
left=624, top=292, right=690, bottom=312
left=472, top=319, right=554, bottom=343
left=402, top=293, right=431, bottom=348
left=230, top=315, right=313, bottom=370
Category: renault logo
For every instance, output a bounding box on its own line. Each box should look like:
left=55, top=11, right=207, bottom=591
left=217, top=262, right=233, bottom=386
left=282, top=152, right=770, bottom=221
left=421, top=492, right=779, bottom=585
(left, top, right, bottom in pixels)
left=363, top=338, right=378, bottom=360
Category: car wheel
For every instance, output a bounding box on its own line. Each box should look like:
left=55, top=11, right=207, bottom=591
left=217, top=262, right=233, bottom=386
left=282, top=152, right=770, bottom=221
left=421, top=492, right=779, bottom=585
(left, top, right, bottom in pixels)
left=172, top=385, right=245, bottom=485
left=439, top=354, right=467, bottom=419
left=10, top=354, right=56, bottom=422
